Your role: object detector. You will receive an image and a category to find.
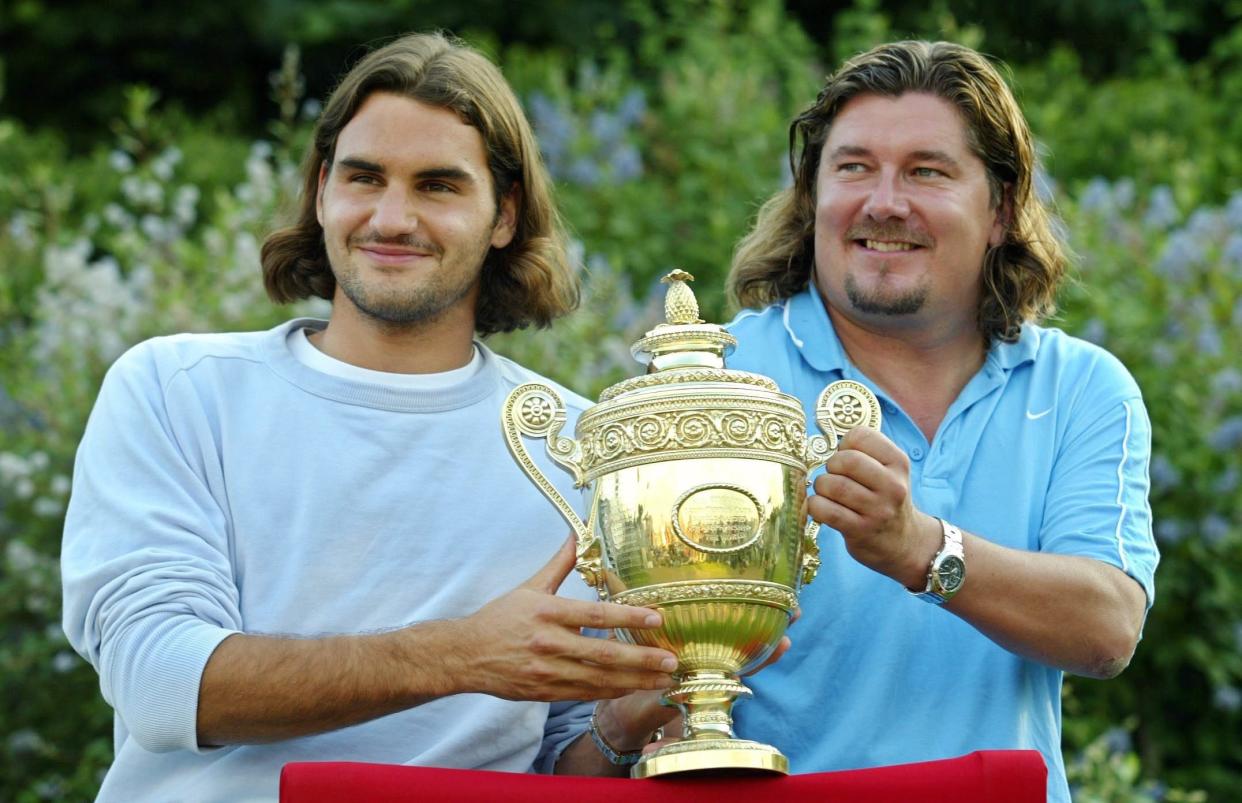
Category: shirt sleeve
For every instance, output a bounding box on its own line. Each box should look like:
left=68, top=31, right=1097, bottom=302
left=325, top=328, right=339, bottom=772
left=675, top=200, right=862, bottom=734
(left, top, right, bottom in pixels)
left=1040, top=392, right=1159, bottom=608
left=532, top=699, right=593, bottom=773
left=60, top=342, right=241, bottom=753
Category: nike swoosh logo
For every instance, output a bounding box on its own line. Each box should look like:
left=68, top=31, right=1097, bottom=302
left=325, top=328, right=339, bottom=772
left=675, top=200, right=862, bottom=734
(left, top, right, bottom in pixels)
left=1026, top=407, right=1053, bottom=420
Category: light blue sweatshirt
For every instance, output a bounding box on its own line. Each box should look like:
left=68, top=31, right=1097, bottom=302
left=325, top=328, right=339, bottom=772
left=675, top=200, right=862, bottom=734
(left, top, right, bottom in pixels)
left=62, top=319, right=595, bottom=802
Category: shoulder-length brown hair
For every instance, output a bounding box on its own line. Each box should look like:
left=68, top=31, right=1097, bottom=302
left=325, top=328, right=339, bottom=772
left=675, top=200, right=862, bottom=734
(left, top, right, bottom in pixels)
left=260, top=31, right=578, bottom=335
left=729, top=40, right=1067, bottom=343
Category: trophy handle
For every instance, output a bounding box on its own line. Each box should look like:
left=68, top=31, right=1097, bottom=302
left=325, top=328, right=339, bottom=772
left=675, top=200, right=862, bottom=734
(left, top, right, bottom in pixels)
left=501, top=383, right=603, bottom=591
left=800, top=380, right=884, bottom=586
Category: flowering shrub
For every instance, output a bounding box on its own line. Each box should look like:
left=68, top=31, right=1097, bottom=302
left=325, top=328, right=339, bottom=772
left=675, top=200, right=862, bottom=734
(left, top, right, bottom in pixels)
left=1, top=4, right=1239, bottom=799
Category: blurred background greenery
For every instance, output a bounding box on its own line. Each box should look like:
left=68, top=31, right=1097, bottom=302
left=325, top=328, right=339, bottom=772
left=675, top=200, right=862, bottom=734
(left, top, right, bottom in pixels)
left=1, top=0, right=1239, bottom=799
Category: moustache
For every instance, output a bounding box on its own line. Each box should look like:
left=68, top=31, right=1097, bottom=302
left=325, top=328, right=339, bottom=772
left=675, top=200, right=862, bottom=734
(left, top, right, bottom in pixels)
left=348, top=233, right=442, bottom=256
left=844, top=223, right=934, bottom=248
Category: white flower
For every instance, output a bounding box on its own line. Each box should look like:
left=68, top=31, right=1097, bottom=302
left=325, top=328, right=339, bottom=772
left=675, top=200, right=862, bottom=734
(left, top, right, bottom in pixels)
left=5, top=539, right=39, bottom=572
left=0, top=451, right=29, bottom=482
left=109, top=150, right=135, bottom=173
left=33, top=497, right=63, bottom=517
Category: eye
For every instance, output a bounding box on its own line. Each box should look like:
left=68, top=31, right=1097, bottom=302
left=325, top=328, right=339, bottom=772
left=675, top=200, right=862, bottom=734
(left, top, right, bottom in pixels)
left=421, top=181, right=456, bottom=193
left=913, top=166, right=945, bottom=178
left=348, top=172, right=382, bottom=186
left=837, top=162, right=867, bottom=174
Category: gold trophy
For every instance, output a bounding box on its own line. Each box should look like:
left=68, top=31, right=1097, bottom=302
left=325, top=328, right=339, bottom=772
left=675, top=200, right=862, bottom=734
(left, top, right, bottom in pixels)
left=501, top=271, right=880, bottom=777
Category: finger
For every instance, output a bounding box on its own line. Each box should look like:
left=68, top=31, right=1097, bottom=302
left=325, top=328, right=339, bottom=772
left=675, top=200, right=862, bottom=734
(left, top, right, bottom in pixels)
left=814, top=471, right=881, bottom=517
left=790, top=606, right=802, bottom=625
left=541, top=596, right=665, bottom=631
left=840, top=427, right=910, bottom=469
left=573, top=632, right=679, bottom=673
left=807, top=493, right=865, bottom=533
left=597, top=692, right=680, bottom=740
left=543, top=661, right=677, bottom=695
left=521, top=534, right=578, bottom=593
left=825, top=446, right=889, bottom=490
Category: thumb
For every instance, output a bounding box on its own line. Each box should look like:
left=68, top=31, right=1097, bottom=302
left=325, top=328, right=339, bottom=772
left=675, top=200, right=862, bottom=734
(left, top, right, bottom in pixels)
left=522, top=533, right=577, bottom=594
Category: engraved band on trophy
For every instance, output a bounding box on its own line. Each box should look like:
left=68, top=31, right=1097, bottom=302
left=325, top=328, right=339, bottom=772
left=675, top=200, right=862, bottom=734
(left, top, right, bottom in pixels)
left=501, top=270, right=881, bottom=777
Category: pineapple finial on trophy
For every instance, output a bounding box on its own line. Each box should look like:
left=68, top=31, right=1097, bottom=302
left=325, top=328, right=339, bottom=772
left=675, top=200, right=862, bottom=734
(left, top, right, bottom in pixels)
left=631, top=269, right=736, bottom=371
left=662, top=269, right=702, bottom=325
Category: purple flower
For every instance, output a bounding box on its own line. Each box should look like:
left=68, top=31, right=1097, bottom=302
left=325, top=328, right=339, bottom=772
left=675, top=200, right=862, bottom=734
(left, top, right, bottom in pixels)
left=1079, top=177, right=1113, bottom=214
left=1155, top=230, right=1202, bottom=282
left=1144, top=185, right=1179, bottom=229
left=1149, top=454, right=1180, bottom=491
left=1223, top=235, right=1242, bottom=270
left=1225, top=191, right=1242, bottom=229
left=1209, top=416, right=1242, bottom=452
left=610, top=144, right=643, bottom=181
left=589, top=109, right=625, bottom=147
left=566, top=158, right=600, bottom=186
left=617, top=89, right=647, bottom=126
left=1201, top=514, right=1232, bottom=545
left=1213, top=369, right=1242, bottom=398
left=1196, top=325, right=1223, bottom=357
left=1111, top=178, right=1135, bottom=210
left=1213, top=467, right=1239, bottom=495
left=1156, top=519, right=1185, bottom=544
left=1079, top=318, right=1107, bottom=345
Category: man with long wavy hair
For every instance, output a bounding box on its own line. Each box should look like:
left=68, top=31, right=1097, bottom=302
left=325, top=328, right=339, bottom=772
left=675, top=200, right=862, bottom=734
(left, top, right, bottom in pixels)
left=723, top=41, right=1156, bottom=802
left=62, top=33, right=678, bottom=801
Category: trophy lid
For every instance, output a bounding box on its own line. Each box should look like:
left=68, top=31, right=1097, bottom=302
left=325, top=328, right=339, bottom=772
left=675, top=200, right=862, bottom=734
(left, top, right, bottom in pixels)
left=630, top=270, right=738, bottom=371
left=598, top=271, right=779, bottom=402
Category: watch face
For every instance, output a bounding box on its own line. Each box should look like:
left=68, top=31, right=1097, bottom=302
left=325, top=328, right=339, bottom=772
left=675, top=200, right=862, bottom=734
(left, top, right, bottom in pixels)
left=938, top=556, right=966, bottom=593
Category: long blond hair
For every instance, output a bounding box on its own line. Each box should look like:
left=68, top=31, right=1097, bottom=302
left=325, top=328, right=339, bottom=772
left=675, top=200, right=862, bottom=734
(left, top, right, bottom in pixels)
left=729, top=40, right=1066, bottom=343
left=260, top=32, right=578, bottom=335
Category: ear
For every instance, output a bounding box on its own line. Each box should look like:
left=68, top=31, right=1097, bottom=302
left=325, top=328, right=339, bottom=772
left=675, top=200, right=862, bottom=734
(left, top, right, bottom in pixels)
left=490, top=183, right=519, bottom=249
left=315, top=161, right=329, bottom=227
left=989, top=182, right=1013, bottom=248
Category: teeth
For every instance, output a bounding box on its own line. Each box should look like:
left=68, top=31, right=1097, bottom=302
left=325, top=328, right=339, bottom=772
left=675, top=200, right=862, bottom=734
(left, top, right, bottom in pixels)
left=865, top=240, right=916, bottom=252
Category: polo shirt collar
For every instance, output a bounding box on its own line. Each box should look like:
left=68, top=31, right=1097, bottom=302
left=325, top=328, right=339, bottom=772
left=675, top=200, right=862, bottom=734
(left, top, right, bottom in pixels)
left=986, top=322, right=1040, bottom=373
left=786, top=284, right=1041, bottom=376
left=786, top=283, right=849, bottom=374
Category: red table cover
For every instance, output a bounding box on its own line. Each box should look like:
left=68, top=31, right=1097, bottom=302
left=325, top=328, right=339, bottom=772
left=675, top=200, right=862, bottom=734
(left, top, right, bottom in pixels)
left=281, top=749, right=1046, bottom=802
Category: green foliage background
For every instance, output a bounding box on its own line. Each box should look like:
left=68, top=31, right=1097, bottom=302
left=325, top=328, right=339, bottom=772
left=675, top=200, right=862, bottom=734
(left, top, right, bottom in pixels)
left=1, top=1, right=1239, bottom=799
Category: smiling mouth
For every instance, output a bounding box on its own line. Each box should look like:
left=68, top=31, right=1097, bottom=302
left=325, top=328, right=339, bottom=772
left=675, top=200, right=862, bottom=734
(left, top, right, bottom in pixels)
left=857, top=239, right=922, bottom=253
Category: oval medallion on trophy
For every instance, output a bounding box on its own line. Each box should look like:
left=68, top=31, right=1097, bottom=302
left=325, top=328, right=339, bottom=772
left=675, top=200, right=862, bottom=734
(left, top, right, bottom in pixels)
left=671, top=483, right=766, bottom=554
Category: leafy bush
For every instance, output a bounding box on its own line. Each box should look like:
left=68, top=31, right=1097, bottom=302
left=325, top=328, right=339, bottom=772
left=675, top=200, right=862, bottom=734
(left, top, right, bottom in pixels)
left=2, top=2, right=1239, bottom=799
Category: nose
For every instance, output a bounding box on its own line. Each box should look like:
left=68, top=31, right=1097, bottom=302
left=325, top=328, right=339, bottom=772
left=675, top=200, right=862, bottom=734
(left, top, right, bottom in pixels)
left=861, top=170, right=910, bottom=220
left=370, top=185, right=419, bottom=237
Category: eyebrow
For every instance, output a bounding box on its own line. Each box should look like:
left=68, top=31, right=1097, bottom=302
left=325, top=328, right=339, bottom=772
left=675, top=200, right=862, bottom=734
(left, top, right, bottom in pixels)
left=826, top=145, right=964, bottom=171
left=335, top=157, right=477, bottom=184
left=909, top=149, right=963, bottom=171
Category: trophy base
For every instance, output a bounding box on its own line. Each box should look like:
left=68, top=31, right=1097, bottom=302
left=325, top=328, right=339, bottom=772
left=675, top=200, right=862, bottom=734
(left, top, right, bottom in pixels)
left=632, top=738, right=789, bottom=778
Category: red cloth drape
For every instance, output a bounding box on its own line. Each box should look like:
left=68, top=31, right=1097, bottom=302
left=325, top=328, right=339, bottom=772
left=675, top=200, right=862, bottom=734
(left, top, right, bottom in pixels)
left=281, top=749, right=1046, bottom=802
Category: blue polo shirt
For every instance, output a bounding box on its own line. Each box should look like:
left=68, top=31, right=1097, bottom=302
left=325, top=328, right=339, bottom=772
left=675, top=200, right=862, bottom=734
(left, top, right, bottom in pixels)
left=725, top=285, right=1157, bottom=803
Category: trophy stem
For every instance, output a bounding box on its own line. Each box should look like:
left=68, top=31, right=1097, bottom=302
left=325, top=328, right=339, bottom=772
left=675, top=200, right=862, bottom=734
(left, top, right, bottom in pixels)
left=664, top=670, right=750, bottom=741
left=632, top=670, right=787, bottom=779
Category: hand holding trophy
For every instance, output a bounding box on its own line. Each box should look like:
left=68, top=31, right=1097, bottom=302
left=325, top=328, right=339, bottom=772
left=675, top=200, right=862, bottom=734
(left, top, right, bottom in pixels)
left=502, top=271, right=880, bottom=777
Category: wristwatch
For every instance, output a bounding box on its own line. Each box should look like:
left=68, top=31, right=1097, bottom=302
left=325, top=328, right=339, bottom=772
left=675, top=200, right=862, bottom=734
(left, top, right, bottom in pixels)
left=911, top=517, right=966, bottom=604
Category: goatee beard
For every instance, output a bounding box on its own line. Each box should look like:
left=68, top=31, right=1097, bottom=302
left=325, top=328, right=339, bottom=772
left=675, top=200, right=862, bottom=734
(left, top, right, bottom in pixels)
left=844, top=272, right=927, bottom=316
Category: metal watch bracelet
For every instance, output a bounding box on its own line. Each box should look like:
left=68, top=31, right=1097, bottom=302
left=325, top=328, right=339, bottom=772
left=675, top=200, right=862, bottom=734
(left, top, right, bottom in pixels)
left=588, top=705, right=643, bottom=766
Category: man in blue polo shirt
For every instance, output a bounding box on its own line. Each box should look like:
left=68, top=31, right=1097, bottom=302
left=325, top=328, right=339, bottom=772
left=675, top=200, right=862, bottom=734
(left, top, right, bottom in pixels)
left=723, top=41, right=1157, bottom=802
